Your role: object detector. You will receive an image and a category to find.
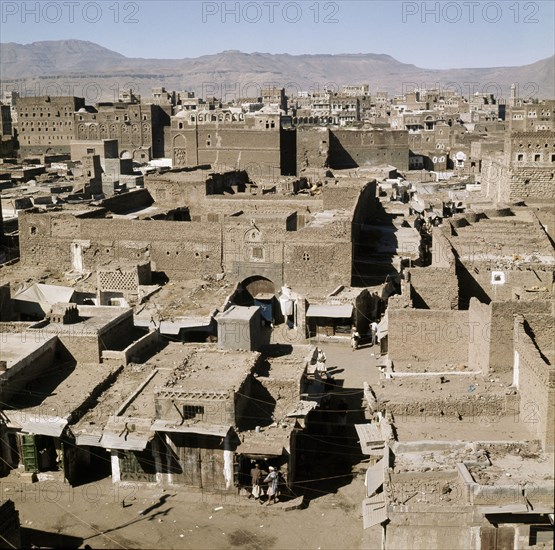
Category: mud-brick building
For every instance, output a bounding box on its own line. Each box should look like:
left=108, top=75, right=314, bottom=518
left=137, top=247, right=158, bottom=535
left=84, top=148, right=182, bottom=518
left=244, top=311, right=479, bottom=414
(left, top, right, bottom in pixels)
left=508, top=98, right=555, bottom=132
left=481, top=131, right=555, bottom=203
left=0, top=104, right=16, bottom=158
left=385, top=209, right=554, bottom=378
left=18, top=171, right=378, bottom=296
left=0, top=304, right=158, bottom=486
left=328, top=128, right=409, bottom=171
left=71, top=345, right=259, bottom=488
left=170, top=108, right=296, bottom=177
left=16, top=96, right=85, bottom=156
left=73, top=101, right=168, bottom=160
left=71, top=343, right=318, bottom=491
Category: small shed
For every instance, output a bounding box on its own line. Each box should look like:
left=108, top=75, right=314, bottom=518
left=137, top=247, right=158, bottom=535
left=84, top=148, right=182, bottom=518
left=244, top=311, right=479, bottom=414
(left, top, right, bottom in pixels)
left=216, top=305, right=262, bottom=351
left=306, top=303, right=353, bottom=337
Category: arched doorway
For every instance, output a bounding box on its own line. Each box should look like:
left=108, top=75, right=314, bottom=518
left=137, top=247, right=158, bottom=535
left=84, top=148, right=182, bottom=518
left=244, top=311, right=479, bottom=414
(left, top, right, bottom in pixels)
left=234, top=276, right=282, bottom=325
left=242, top=275, right=275, bottom=298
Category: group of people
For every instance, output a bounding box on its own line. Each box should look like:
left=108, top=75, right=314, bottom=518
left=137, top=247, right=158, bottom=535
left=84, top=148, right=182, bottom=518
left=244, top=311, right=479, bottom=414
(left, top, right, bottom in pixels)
left=248, top=463, right=283, bottom=505
left=351, top=320, right=379, bottom=351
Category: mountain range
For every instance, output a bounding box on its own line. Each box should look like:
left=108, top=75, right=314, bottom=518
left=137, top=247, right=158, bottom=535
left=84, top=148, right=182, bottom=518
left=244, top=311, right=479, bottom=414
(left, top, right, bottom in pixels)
left=1, top=40, right=553, bottom=102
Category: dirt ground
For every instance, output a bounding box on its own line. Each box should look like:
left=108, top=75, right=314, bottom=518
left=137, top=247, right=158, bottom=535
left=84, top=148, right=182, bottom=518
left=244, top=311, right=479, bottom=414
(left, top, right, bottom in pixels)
left=3, top=475, right=368, bottom=549
left=4, top=342, right=381, bottom=550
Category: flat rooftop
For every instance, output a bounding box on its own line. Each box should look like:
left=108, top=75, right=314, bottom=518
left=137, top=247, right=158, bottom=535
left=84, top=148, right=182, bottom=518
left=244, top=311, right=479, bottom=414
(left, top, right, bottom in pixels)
left=218, top=305, right=259, bottom=322
left=155, top=343, right=259, bottom=392
left=258, top=344, right=314, bottom=380
left=375, top=375, right=539, bottom=443
left=72, top=363, right=159, bottom=439
left=6, top=361, right=117, bottom=411
left=0, top=332, right=56, bottom=368
left=121, top=367, right=174, bottom=418
left=450, top=217, right=555, bottom=264
left=32, top=308, right=131, bottom=336
left=394, top=415, right=537, bottom=443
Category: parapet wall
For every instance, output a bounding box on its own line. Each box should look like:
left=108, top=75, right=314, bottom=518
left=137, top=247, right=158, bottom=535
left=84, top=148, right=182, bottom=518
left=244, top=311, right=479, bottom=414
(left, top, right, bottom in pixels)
left=514, top=316, right=555, bottom=451
left=0, top=334, right=57, bottom=402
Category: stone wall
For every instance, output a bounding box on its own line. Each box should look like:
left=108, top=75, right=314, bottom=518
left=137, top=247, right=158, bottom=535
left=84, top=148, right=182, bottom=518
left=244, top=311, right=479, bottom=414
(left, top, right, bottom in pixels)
left=514, top=316, right=555, bottom=451
left=386, top=521, right=475, bottom=550
left=20, top=212, right=223, bottom=280
left=387, top=308, right=470, bottom=366
left=481, top=131, right=555, bottom=202
left=489, top=301, right=552, bottom=374
left=329, top=129, right=409, bottom=170
left=296, top=126, right=330, bottom=172
left=20, top=207, right=357, bottom=291
left=171, top=119, right=294, bottom=176
left=508, top=163, right=555, bottom=201
left=467, top=299, right=491, bottom=374
left=524, top=313, right=555, bottom=360
left=97, top=311, right=136, bottom=353
left=408, top=266, right=458, bottom=310
left=222, top=218, right=288, bottom=285
left=145, top=175, right=208, bottom=210
left=480, top=155, right=509, bottom=203
left=101, top=330, right=159, bottom=366
left=284, top=225, right=352, bottom=293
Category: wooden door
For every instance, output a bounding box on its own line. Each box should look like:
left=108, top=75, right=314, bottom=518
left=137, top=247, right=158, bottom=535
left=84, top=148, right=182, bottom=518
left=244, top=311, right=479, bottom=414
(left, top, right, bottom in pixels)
left=20, top=434, right=38, bottom=473
left=119, top=449, right=156, bottom=482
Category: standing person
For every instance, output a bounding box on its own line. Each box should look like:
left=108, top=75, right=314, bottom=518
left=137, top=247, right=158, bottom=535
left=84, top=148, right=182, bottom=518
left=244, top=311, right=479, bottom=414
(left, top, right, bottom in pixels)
left=316, top=348, right=328, bottom=376
left=370, top=320, right=379, bottom=346
left=249, top=463, right=262, bottom=501
left=351, top=326, right=360, bottom=351
left=264, top=466, right=279, bottom=506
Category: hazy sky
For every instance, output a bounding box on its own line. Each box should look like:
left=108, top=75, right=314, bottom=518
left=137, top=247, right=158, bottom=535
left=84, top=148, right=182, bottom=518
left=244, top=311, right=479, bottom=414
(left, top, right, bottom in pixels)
left=1, top=0, right=554, bottom=68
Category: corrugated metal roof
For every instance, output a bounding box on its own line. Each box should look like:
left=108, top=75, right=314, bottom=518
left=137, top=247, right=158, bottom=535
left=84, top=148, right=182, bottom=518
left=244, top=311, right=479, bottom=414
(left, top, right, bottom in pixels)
left=476, top=504, right=529, bottom=514
left=134, top=317, right=212, bottom=334
left=5, top=412, right=67, bottom=438
left=237, top=432, right=288, bottom=457
left=100, top=417, right=154, bottom=450
left=377, top=316, right=388, bottom=339
left=306, top=304, right=353, bottom=318
left=355, top=423, right=384, bottom=454
left=151, top=420, right=230, bottom=437
left=100, top=430, right=153, bottom=451
left=286, top=400, right=318, bottom=417
left=362, top=494, right=388, bottom=529
left=365, top=459, right=385, bottom=497
left=74, top=433, right=103, bottom=447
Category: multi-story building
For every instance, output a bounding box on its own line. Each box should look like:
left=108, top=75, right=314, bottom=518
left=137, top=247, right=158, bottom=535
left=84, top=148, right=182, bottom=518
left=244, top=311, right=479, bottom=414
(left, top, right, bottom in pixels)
left=73, top=99, right=167, bottom=160
left=16, top=96, right=85, bottom=156
left=508, top=98, right=555, bottom=132
left=171, top=107, right=296, bottom=176
left=481, top=130, right=555, bottom=202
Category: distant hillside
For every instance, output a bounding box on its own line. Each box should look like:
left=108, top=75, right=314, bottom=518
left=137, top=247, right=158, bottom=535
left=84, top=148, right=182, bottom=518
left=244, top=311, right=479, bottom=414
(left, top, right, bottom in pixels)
left=1, top=40, right=553, bottom=101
